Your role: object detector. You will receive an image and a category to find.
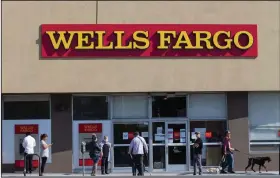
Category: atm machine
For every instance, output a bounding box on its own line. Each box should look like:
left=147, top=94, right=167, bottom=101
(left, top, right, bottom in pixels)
left=14, top=124, right=39, bottom=169
left=78, top=123, right=103, bottom=167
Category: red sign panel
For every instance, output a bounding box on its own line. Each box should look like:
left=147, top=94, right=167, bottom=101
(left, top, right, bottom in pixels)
left=173, top=131, right=180, bottom=140
left=205, top=132, right=212, bottom=138
left=14, top=125, right=38, bottom=134
left=15, top=160, right=39, bottom=168
left=79, top=159, right=101, bottom=166
left=79, top=123, right=102, bottom=133
left=128, top=132, right=134, bottom=140
left=41, top=24, right=258, bottom=58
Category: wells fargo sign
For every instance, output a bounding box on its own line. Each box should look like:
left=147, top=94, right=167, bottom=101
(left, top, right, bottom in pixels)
left=78, top=123, right=102, bottom=133
left=15, top=124, right=38, bottom=134
left=41, top=24, right=258, bottom=58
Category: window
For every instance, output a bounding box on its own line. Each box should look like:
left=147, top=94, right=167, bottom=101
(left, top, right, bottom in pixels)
left=4, top=101, right=50, bottom=120
left=112, top=95, right=148, bottom=119
left=188, top=94, right=226, bottom=120
left=114, top=146, right=148, bottom=167
left=113, top=123, right=149, bottom=144
left=152, top=96, right=186, bottom=118
left=73, top=96, right=108, bottom=120
left=113, top=123, right=149, bottom=168
left=190, top=145, right=222, bottom=166
left=190, top=121, right=226, bottom=143
left=248, top=92, right=280, bottom=152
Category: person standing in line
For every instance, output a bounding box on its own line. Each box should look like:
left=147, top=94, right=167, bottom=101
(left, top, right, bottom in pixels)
left=40, top=134, right=52, bottom=176
left=100, top=136, right=111, bottom=175
left=128, top=132, right=148, bottom=176
left=193, top=132, right=203, bottom=175
left=22, top=132, right=36, bottom=174
left=88, top=133, right=101, bottom=176
left=221, top=130, right=236, bottom=174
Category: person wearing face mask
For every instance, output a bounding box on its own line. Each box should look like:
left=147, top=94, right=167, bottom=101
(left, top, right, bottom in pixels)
left=193, top=132, right=203, bottom=175
left=88, top=133, right=101, bottom=176
left=100, top=136, right=111, bottom=175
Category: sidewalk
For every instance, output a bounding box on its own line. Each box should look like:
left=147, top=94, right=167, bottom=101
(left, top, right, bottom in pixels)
left=2, top=171, right=279, bottom=177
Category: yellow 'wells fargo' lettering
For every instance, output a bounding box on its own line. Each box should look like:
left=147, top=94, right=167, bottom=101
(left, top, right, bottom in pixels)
left=46, top=30, right=253, bottom=50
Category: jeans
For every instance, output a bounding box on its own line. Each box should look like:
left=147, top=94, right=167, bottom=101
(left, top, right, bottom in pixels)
left=193, top=154, right=202, bottom=175
left=222, top=153, right=234, bottom=172
left=131, top=154, right=144, bottom=176
left=24, top=153, right=33, bottom=173
left=101, top=157, right=109, bottom=173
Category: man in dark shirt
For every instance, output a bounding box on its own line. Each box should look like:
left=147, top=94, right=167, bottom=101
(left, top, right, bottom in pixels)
left=193, top=132, right=203, bottom=175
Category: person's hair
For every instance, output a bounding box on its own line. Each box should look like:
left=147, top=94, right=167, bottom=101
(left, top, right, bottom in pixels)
left=26, top=132, right=31, bottom=136
left=134, top=132, right=139, bottom=136
left=104, top=136, right=108, bottom=140
left=40, top=134, right=48, bottom=140
left=92, top=133, right=97, bottom=141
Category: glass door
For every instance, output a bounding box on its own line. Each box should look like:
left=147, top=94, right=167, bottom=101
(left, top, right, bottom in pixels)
left=165, top=122, right=188, bottom=171
left=113, top=122, right=149, bottom=169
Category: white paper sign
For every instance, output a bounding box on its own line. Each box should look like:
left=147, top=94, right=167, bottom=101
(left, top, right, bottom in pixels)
left=180, top=137, right=186, bottom=143
left=168, top=128, right=173, bottom=139
left=142, top=132, right=148, bottom=138
left=123, top=132, right=128, bottom=140
left=157, top=127, right=163, bottom=134
left=191, top=132, right=197, bottom=139
left=168, top=138, right=173, bottom=143
left=155, top=134, right=165, bottom=141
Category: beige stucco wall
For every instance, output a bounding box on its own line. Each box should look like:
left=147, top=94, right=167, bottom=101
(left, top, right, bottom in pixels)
left=2, top=1, right=280, bottom=93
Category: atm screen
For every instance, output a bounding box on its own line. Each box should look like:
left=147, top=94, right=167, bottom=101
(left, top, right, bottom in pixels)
left=19, top=139, right=25, bottom=155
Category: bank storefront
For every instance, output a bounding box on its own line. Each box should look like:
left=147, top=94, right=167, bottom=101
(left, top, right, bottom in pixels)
left=72, top=93, right=227, bottom=172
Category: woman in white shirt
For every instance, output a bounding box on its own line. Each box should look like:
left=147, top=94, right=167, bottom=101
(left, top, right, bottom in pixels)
left=40, top=134, right=52, bottom=176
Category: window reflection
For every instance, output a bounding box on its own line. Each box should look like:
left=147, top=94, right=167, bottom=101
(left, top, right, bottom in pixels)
left=190, top=145, right=222, bottom=166
left=152, top=96, right=186, bottom=118
left=153, top=146, right=165, bottom=169
left=114, top=146, right=148, bottom=167
left=190, top=121, right=226, bottom=143
left=114, top=123, right=149, bottom=144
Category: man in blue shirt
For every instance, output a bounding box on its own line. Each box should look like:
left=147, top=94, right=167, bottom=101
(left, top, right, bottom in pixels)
left=128, top=132, right=148, bottom=176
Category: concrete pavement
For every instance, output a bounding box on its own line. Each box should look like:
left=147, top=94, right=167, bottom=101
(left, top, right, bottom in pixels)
left=2, top=171, right=279, bottom=177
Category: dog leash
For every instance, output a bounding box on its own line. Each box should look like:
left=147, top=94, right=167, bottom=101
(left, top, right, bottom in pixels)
left=235, top=149, right=254, bottom=157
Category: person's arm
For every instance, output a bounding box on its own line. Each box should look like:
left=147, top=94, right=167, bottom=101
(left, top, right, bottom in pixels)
left=199, top=139, right=203, bottom=149
left=96, top=143, right=101, bottom=151
left=128, top=140, right=133, bottom=154
left=22, top=138, right=27, bottom=148
left=229, top=141, right=235, bottom=151
left=142, top=137, right=148, bottom=153
left=33, top=138, right=36, bottom=147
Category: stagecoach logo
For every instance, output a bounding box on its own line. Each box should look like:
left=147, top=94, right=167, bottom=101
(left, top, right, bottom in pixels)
left=40, top=24, right=258, bottom=58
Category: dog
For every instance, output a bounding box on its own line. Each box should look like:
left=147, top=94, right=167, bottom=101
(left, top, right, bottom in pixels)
left=206, top=167, right=220, bottom=174
left=245, top=156, right=271, bottom=173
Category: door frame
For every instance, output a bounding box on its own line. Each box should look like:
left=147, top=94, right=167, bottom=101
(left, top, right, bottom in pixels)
left=165, top=121, right=189, bottom=172
left=112, top=120, right=150, bottom=170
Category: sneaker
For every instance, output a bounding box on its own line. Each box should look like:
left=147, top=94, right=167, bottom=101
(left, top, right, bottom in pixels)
left=220, top=170, right=227, bottom=174
left=228, top=171, right=235, bottom=173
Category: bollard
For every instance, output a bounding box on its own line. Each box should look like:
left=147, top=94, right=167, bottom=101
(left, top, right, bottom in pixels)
left=23, top=153, right=41, bottom=176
